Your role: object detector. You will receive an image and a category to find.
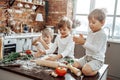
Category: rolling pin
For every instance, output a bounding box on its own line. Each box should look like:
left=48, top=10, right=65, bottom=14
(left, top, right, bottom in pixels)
left=36, top=60, right=64, bottom=68
left=36, top=60, right=81, bottom=76
left=67, top=64, right=81, bottom=76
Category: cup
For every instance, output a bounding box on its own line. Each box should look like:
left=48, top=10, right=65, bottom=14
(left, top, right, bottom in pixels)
left=32, top=5, right=36, bottom=10
left=28, top=0, right=32, bottom=3
left=17, top=3, right=23, bottom=8
left=24, top=4, right=30, bottom=8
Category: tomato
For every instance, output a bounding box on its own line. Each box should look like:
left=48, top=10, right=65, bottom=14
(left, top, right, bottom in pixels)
left=55, top=67, right=67, bottom=76
left=25, top=50, right=32, bottom=55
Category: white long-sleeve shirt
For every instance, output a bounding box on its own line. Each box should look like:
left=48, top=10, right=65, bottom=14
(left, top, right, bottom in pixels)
left=83, top=29, right=107, bottom=62
left=46, top=34, right=75, bottom=58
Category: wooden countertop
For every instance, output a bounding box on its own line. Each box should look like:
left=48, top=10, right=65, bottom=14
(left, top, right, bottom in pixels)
left=0, top=64, right=108, bottom=80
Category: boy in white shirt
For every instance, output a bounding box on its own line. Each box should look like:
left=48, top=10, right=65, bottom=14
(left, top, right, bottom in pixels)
left=38, top=16, right=75, bottom=61
left=32, top=28, right=53, bottom=57
left=73, top=9, right=107, bottom=76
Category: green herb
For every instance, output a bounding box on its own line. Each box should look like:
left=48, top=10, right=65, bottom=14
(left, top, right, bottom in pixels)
left=2, top=52, right=20, bottom=63
left=20, top=54, right=33, bottom=60
left=65, top=58, right=74, bottom=64
left=1, top=52, right=33, bottom=64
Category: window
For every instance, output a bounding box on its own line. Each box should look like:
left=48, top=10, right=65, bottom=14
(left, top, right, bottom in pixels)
left=114, top=0, right=120, bottom=38
left=74, top=0, right=120, bottom=39
left=95, top=0, right=115, bottom=15
left=74, top=0, right=91, bottom=34
left=76, top=0, right=90, bottom=14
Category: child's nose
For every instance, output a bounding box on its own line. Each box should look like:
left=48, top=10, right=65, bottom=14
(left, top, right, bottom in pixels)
left=89, top=23, right=93, bottom=27
left=60, top=30, right=64, bottom=33
left=89, top=23, right=92, bottom=25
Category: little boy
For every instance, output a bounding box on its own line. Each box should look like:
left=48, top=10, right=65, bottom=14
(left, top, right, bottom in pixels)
left=73, top=9, right=107, bottom=76
left=32, top=28, right=53, bottom=57
left=37, top=16, right=75, bottom=61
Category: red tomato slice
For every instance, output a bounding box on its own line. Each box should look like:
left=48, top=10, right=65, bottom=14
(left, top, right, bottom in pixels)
left=25, top=50, right=32, bottom=55
left=55, top=67, right=67, bottom=76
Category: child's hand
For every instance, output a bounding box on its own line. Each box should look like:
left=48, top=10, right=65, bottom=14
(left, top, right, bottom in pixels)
left=72, top=60, right=81, bottom=68
left=36, top=46, right=45, bottom=54
left=73, top=34, right=85, bottom=45
left=34, top=52, right=43, bottom=58
left=38, top=36, right=43, bottom=42
left=36, top=36, right=42, bottom=42
left=46, top=55, right=57, bottom=61
left=30, top=60, right=36, bottom=62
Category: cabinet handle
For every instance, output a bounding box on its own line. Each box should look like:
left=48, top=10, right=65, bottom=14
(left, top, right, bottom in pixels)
left=107, top=43, right=110, bottom=47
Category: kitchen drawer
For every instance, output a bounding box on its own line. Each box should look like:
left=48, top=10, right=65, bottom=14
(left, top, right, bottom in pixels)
left=4, top=39, right=17, bottom=45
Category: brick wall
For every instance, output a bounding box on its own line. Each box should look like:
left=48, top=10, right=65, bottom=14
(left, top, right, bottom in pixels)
left=0, top=0, right=45, bottom=33
left=0, top=0, right=73, bottom=33
left=46, top=0, right=73, bottom=27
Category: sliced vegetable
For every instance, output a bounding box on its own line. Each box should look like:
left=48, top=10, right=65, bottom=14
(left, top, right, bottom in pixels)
left=55, top=67, right=67, bottom=76
left=25, top=50, right=32, bottom=55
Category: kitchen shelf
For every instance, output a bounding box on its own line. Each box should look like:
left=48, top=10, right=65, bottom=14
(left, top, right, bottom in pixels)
left=16, top=0, right=45, bottom=6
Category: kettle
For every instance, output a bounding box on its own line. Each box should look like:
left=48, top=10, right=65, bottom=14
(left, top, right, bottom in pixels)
left=23, top=24, right=29, bottom=33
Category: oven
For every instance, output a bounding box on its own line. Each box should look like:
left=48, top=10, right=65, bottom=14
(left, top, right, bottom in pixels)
left=4, top=44, right=16, bottom=55
left=3, top=39, right=16, bottom=55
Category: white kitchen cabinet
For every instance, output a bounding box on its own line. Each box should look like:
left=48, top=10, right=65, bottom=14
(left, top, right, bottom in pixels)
left=3, top=33, right=41, bottom=52
left=16, top=38, right=32, bottom=52
left=3, top=38, right=17, bottom=45
left=105, top=42, right=120, bottom=80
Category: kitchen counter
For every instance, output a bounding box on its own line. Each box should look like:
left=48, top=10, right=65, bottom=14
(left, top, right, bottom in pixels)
left=0, top=63, right=108, bottom=80
left=4, top=33, right=120, bottom=43
left=4, top=33, right=41, bottom=39
left=3, top=33, right=42, bottom=52
left=108, top=38, right=120, bottom=43
left=0, top=65, right=54, bottom=80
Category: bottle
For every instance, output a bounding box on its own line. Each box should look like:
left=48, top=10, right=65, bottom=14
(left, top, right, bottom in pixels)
left=20, top=23, right=23, bottom=33
left=31, top=27, right=33, bottom=33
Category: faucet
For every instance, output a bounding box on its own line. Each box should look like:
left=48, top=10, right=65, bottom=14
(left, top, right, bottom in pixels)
left=103, top=27, right=111, bottom=39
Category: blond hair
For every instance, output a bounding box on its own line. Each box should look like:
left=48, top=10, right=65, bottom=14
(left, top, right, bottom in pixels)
left=88, top=8, right=106, bottom=23
left=41, top=28, right=53, bottom=39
